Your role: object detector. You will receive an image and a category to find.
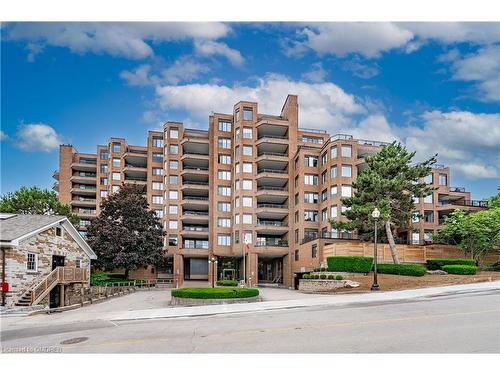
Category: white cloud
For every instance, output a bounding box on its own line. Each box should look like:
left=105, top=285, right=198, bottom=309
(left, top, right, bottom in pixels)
left=193, top=40, right=244, bottom=66
left=404, top=111, right=500, bottom=179
left=119, top=64, right=158, bottom=86
left=15, top=124, right=63, bottom=152
left=449, top=45, right=500, bottom=102
left=342, top=58, right=379, bottom=79
left=0, top=130, right=8, bottom=141
left=401, top=22, right=500, bottom=45
left=344, top=115, right=401, bottom=144
left=162, top=56, right=209, bottom=84
left=301, top=62, right=327, bottom=82
left=6, top=22, right=231, bottom=60
left=155, top=73, right=365, bottom=131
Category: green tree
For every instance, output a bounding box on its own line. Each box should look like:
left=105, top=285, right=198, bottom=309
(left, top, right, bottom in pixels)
left=434, top=195, right=500, bottom=264
left=331, top=142, right=437, bottom=264
left=86, top=184, right=164, bottom=278
left=0, top=186, right=79, bottom=225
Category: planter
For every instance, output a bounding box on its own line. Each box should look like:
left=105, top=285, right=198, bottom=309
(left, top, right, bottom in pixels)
left=299, top=279, right=360, bottom=293
left=170, top=295, right=261, bottom=306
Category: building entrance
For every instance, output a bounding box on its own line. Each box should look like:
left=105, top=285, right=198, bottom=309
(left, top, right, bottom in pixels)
left=258, top=257, right=283, bottom=284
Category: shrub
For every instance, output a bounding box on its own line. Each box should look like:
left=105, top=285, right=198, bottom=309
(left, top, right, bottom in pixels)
left=377, top=264, right=427, bottom=277
left=335, top=275, right=344, bottom=280
left=426, top=258, right=476, bottom=270
left=313, top=267, right=321, bottom=272
left=302, top=274, right=311, bottom=279
left=320, top=274, right=327, bottom=279
left=216, top=280, right=239, bottom=287
left=327, top=256, right=373, bottom=273
left=90, top=272, right=109, bottom=285
left=442, top=265, right=478, bottom=275
left=171, top=288, right=259, bottom=299
left=327, top=275, right=335, bottom=280
left=314, top=274, right=320, bottom=279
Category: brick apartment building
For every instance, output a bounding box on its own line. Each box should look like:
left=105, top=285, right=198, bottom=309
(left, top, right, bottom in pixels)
left=53, top=95, right=488, bottom=288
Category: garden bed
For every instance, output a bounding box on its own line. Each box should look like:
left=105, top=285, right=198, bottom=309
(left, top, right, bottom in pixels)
left=170, top=287, right=260, bottom=306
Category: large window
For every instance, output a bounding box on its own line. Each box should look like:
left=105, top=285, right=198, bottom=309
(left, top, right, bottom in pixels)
left=217, top=234, right=231, bottom=246
left=330, top=185, right=337, bottom=198
left=100, top=150, right=109, bottom=160
left=169, top=128, right=178, bottom=139
left=304, top=174, right=318, bottom=185
left=152, top=168, right=163, bottom=176
left=412, top=211, right=420, bottom=223
left=218, top=218, right=231, bottom=227
left=169, top=160, right=178, bottom=169
left=341, top=145, right=352, bottom=157
left=243, top=145, right=253, bottom=156
left=243, top=162, right=252, bottom=173
left=169, top=205, right=178, bottom=214
left=242, top=179, right=252, bottom=190
left=341, top=185, right=352, bottom=197
left=169, top=190, right=178, bottom=199
left=217, top=186, right=231, bottom=196
left=27, top=252, right=37, bottom=271
left=304, top=210, right=318, bottom=222
left=169, top=145, right=178, bottom=155
left=218, top=137, right=231, bottom=149
left=218, top=202, right=231, bottom=212
left=152, top=137, right=164, bottom=147
left=218, top=120, right=231, bottom=132
left=101, top=164, right=108, bottom=173
left=112, top=172, right=120, bottom=180
left=152, top=181, right=163, bottom=190
left=321, top=189, right=328, bottom=202
left=304, top=155, right=318, bottom=168
left=312, top=244, right=318, bottom=258
left=243, top=214, right=253, bottom=224
left=330, top=146, right=337, bottom=158
left=321, top=152, right=327, bottom=165
left=330, top=205, right=338, bottom=218
left=304, top=192, right=319, bottom=204
left=169, top=175, right=178, bottom=184
left=341, top=164, right=352, bottom=178
left=412, top=231, right=420, bottom=245
left=439, top=174, right=447, bottom=186
left=152, top=195, right=163, bottom=204
left=112, top=143, right=121, bottom=153
left=424, top=174, right=433, bottom=184
left=169, top=220, right=178, bottom=230
left=235, top=109, right=240, bottom=121
left=100, top=177, right=108, bottom=186
left=243, top=107, right=253, bottom=121
left=152, top=153, right=163, bottom=163
left=330, top=165, right=337, bottom=178
left=112, top=158, right=120, bottom=167
left=219, top=154, right=231, bottom=165
left=242, top=196, right=253, bottom=207
left=424, top=194, right=433, bottom=204
left=218, top=170, right=231, bottom=180
left=243, top=127, right=252, bottom=139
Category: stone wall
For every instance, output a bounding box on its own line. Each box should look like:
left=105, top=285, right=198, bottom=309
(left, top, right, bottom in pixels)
left=3, top=226, right=91, bottom=307
left=299, top=279, right=358, bottom=293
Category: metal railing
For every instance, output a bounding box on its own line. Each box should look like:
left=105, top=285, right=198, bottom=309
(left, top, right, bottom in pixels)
left=257, top=203, right=288, bottom=209
left=299, top=128, right=327, bottom=134
left=183, top=196, right=209, bottom=201
left=257, top=186, right=288, bottom=192
left=257, top=220, right=287, bottom=227
left=182, top=226, right=209, bottom=232
left=257, top=168, right=288, bottom=174
left=438, top=200, right=488, bottom=208
left=450, top=186, right=466, bottom=193
left=182, top=181, right=209, bottom=186
left=257, top=152, right=288, bottom=157
left=183, top=211, right=209, bottom=216
left=182, top=166, right=209, bottom=171
left=182, top=244, right=209, bottom=249
left=301, top=232, right=409, bottom=245
left=357, top=139, right=391, bottom=147
left=182, top=151, right=209, bottom=156
left=257, top=135, right=288, bottom=140
left=77, top=159, right=97, bottom=165
left=330, top=134, right=353, bottom=141
left=255, top=238, right=288, bottom=247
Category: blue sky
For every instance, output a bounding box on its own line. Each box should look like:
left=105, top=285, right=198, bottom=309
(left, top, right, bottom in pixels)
left=1, top=22, right=499, bottom=199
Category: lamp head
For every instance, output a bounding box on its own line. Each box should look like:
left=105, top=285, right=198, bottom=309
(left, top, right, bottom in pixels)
left=371, top=207, right=381, bottom=219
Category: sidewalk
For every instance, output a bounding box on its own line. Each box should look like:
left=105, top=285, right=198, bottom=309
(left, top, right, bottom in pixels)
left=103, top=281, right=500, bottom=322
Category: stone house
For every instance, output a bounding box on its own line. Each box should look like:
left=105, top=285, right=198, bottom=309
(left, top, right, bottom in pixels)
left=0, top=213, right=96, bottom=308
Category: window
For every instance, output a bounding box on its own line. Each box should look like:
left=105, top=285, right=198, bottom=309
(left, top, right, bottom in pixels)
left=322, top=208, right=327, bottom=221
left=218, top=170, right=231, bottom=180
left=100, top=178, right=108, bottom=186
left=152, top=168, right=163, bottom=176
left=217, top=234, right=231, bottom=246
left=330, top=205, right=338, bottom=218
left=243, top=127, right=252, bottom=139
left=168, top=235, right=178, bottom=246
left=341, top=145, right=352, bottom=157
left=330, top=185, right=337, bottom=198
left=219, top=154, right=231, bottom=164
left=169, top=220, right=178, bottom=230
left=27, top=252, right=37, bottom=271
left=235, top=162, right=240, bottom=173
left=295, top=193, right=299, bottom=205
left=100, top=164, right=108, bottom=173
left=155, top=209, right=163, bottom=218
left=302, top=136, right=323, bottom=144
left=218, top=137, right=231, bottom=149
left=304, top=192, right=319, bottom=204
left=169, top=205, right=178, bottom=214
left=330, top=165, right=337, bottom=178
left=100, top=190, right=108, bottom=198
left=294, top=250, right=299, bottom=262
left=235, top=214, right=240, bottom=224
left=152, top=137, right=164, bottom=147
left=218, top=218, right=231, bottom=227
left=152, top=181, right=163, bottom=190
left=169, top=160, right=178, bottom=169
left=242, top=179, right=252, bottom=190
left=424, top=211, right=434, bottom=223
left=304, top=156, right=318, bottom=168
left=330, top=146, right=337, bottom=158
left=312, top=244, right=318, bottom=258
left=321, top=189, right=328, bottom=202
left=439, top=174, right=447, bottom=186
left=294, top=211, right=299, bottom=223
left=341, top=185, right=352, bottom=197
left=424, top=174, right=433, bottom=184
left=412, top=231, right=420, bottom=245
left=112, top=185, right=120, bottom=193
left=235, top=127, right=240, bottom=141
left=424, top=194, right=433, bottom=204
left=218, top=186, right=231, bottom=196
left=243, top=145, right=252, bottom=156
left=112, top=172, right=120, bottom=180
left=321, top=171, right=327, bottom=184
left=235, top=230, right=240, bottom=244
left=304, top=174, right=318, bottom=185
left=112, top=158, right=120, bottom=167
left=235, top=179, right=240, bottom=190
left=218, top=202, right=231, bottom=212
left=295, top=229, right=299, bottom=243
left=112, top=143, right=121, bottom=153
left=152, top=195, right=163, bottom=204
left=218, top=120, right=231, bottom=132
left=341, top=164, right=352, bottom=177
left=304, top=210, right=318, bottom=222
left=341, top=205, right=349, bottom=213
left=321, top=152, right=327, bottom=165
left=243, top=214, right=252, bottom=224
left=413, top=195, right=420, bottom=204
left=235, top=109, right=240, bottom=122
left=242, top=196, right=253, bottom=207
left=424, top=231, right=433, bottom=242
left=243, top=231, right=253, bottom=244
left=75, top=259, right=82, bottom=268
left=55, top=227, right=63, bottom=237
left=169, top=128, right=179, bottom=139
left=243, top=162, right=252, bottom=173
left=243, top=107, right=253, bottom=121
left=169, top=145, right=178, bottom=155
left=294, top=176, right=298, bottom=188
left=235, top=197, right=240, bottom=207
left=152, top=153, right=163, bottom=163
left=412, top=211, right=420, bottom=223
left=169, top=190, right=178, bottom=199
left=100, top=150, right=109, bottom=160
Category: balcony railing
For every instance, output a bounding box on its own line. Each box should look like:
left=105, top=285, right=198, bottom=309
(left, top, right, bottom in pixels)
left=257, top=186, right=288, bottom=192
left=182, top=151, right=209, bottom=156
left=257, top=135, right=288, bottom=140
left=438, top=200, right=488, bottom=208
left=299, top=128, right=328, bottom=134
left=450, top=186, right=466, bottom=193
left=257, top=152, right=288, bottom=157
left=182, top=244, right=209, bottom=249
left=183, top=196, right=209, bottom=201
left=77, top=159, right=97, bottom=165
left=255, top=238, right=288, bottom=247
left=183, top=181, right=209, bottom=186
left=301, top=232, right=409, bottom=245
left=257, top=203, right=288, bottom=209
left=182, top=227, right=209, bottom=232
left=183, top=211, right=209, bottom=216
left=182, top=166, right=209, bottom=171
left=330, top=134, right=353, bottom=141
left=257, top=168, right=288, bottom=174
left=357, top=139, right=391, bottom=147
left=257, top=220, right=287, bottom=227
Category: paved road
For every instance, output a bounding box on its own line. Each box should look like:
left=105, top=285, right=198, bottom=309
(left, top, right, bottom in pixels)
left=1, top=289, right=499, bottom=353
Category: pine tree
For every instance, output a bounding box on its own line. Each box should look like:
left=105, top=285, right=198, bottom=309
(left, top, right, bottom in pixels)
left=86, top=184, right=164, bottom=277
left=331, top=142, right=437, bottom=264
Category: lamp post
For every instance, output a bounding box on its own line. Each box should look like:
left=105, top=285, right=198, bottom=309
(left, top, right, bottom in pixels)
left=371, top=207, right=380, bottom=291
left=208, top=257, right=217, bottom=288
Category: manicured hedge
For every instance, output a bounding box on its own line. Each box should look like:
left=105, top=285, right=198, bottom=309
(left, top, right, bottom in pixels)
left=426, top=258, right=476, bottom=270
left=302, top=274, right=312, bottom=279
left=327, top=256, right=373, bottom=273
left=442, top=265, right=478, bottom=275
left=377, top=264, right=427, bottom=277
left=171, top=287, right=259, bottom=299
left=216, top=280, right=239, bottom=287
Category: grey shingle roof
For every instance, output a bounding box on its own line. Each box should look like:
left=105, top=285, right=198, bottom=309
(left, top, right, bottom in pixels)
left=0, top=213, right=67, bottom=242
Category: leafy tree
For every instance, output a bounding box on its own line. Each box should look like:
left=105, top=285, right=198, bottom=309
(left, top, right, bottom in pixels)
left=86, top=184, right=164, bottom=278
left=0, top=186, right=79, bottom=225
left=434, top=195, right=500, bottom=264
left=331, top=142, right=437, bottom=264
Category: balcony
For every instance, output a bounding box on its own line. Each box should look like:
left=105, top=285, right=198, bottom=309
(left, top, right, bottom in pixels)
left=124, top=164, right=147, bottom=174
left=180, top=226, right=209, bottom=238
left=255, top=238, right=288, bottom=247
left=256, top=220, right=288, bottom=235
left=181, top=166, right=209, bottom=181
left=181, top=210, right=210, bottom=224
left=70, top=185, right=97, bottom=196
left=71, top=159, right=97, bottom=172
left=124, top=177, right=147, bottom=185
left=75, top=209, right=97, bottom=219
left=71, top=198, right=97, bottom=207
left=70, top=172, right=97, bottom=184
left=124, top=150, right=147, bottom=168
left=256, top=169, right=289, bottom=185
left=52, top=170, right=59, bottom=180
left=181, top=151, right=210, bottom=162
left=256, top=152, right=289, bottom=164
left=256, top=186, right=288, bottom=198
left=449, top=186, right=466, bottom=193
left=256, top=134, right=289, bottom=148
left=256, top=203, right=288, bottom=220
left=437, top=199, right=488, bottom=211
left=181, top=195, right=209, bottom=210
left=52, top=182, right=59, bottom=192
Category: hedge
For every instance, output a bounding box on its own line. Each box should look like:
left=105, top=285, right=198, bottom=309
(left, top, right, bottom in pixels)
left=327, top=256, right=373, bottom=273
left=377, top=264, right=427, bottom=277
left=426, top=258, right=476, bottom=270
left=171, top=288, right=259, bottom=299
left=216, top=280, right=239, bottom=287
left=442, top=265, right=478, bottom=275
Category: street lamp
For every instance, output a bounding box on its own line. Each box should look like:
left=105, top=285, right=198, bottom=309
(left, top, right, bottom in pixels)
left=208, top=257, right=217, bottom=288
left=371, top=207, right=380, bottom=291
